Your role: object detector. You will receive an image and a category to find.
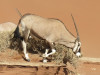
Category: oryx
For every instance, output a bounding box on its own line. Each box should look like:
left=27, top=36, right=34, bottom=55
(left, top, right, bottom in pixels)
left=14, top=9, right=81, bottom=62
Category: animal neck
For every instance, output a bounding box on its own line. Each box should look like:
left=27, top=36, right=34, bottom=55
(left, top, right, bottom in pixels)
left=55, top=40, right=75, bottom=48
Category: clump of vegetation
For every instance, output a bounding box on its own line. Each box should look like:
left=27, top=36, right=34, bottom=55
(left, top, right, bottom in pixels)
left=51, top=44, right=78, bottom=68
left=11, top=34, right=78, bottom=68
left=0, top=29, right=78, bottom=68
left=0, top=31, right=13, bottom=50
left=0, top=29, right=79, bottom=75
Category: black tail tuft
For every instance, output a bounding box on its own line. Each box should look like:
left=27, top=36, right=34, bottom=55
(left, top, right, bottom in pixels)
left=13, top=26, right=20, bottom=38
left=13, top=26, right=23, bottom=40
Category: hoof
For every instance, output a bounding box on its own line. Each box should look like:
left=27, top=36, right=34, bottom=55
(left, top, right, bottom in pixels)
left=43, top=59, right=48, bottom=63
left=26, top=59, right=30, bottom=62
left=25, top=58, right=30, bottom=62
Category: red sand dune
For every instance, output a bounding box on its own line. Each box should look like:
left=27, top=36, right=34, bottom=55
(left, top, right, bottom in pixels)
left=0, top=0, right=100, bottom=75
left=0, top=0, right=100, bottom=58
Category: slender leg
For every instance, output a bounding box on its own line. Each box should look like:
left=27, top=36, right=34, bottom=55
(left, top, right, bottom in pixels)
left=43, top=49, right=49, bottom=63
left=45, top=49, right=49, bottom=55
left=42, top=42, right=56, bottom=63
left=22, top=27, right=30, bottom=61
left=47, top=42, right=56, bottom=56
left=47, top=49, right=56, bottom=56
left=43, top=42, right=56, bottom=57
left=43, top=48, right=56, bottom=63
left=21, top=21, right=31, bottom=61
left=22, top=40, right=30, bottom=61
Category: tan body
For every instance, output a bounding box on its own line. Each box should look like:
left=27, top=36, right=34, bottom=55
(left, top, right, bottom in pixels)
left=21, top=14, right=76, bottom=48
left=16, top=13, right=81, bottom=62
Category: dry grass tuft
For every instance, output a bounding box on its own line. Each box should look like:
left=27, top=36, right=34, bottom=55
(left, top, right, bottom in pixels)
left=11, top=35, right=78, bottom=68
left=0, top=22, right=17, bottom=50
left=0, top=31, right=13, bottom=50
left=0, top=31, right=78, bottom=68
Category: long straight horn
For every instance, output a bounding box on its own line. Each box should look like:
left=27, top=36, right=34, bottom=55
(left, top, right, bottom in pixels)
left=15, top=8, right=22, bottom=17
left=71, top=14, right=80, bottom=41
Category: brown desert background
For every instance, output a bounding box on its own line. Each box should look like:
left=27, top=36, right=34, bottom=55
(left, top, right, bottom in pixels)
left=0, top=0, right=100, bottom=75
left=0, top=0, right=100, bottom=58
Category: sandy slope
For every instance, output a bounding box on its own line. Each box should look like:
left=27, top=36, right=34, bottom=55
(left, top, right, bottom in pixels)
left=0, top=0, right=100, bottom=75
left=0, top=49, right=100, bottom=75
